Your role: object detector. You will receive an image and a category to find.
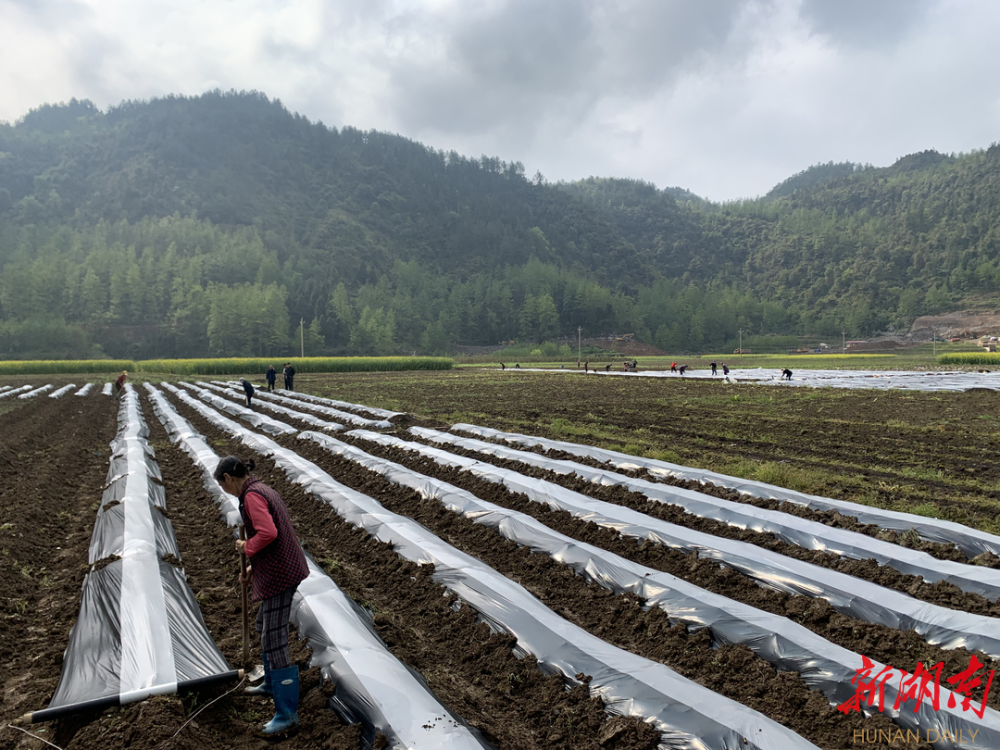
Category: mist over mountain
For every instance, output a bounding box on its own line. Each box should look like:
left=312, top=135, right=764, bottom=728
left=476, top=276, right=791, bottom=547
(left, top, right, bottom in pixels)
left=1, top=91, right=998, bottom=359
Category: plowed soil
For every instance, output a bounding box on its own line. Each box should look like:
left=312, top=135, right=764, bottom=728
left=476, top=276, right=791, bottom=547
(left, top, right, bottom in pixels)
left=3, top=369, right=998, bottom=750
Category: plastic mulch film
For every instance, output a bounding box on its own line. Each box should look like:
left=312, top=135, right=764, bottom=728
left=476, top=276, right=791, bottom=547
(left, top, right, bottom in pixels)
left=512, top=366, right=1000, bottom=392
left=164, top=392, right=824, bottom=750
left=48, top=384, right=77, bottom=398
left=451, top=423, right=1000, bottom=560
left=308, top=429, right=1000, bottom=749
left=230, top=381, right=403, bottom=420
left=18, top=384, right=53, bottom=399
left=215, top=381, right=394, bottom=429
left=102, top=383, right=114, bottom=396
left=146, top=385, right=493, bottom=750
left=75, top=383, right=95, bottom=396
left=349, top=428, right=1000, bottom=658
left=0, top=385, right=33, bottom=399
left=46, top=386, right=233, bottom=715
left=177, top=381, right=297, bottom=436
left=198, top=381, right=345, bottom=432
left=442, top=425, right=1000, bottom=599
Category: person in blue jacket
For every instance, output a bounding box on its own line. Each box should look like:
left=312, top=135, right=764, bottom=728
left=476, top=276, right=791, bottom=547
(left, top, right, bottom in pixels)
left=265, top=366, right=277, bottom=392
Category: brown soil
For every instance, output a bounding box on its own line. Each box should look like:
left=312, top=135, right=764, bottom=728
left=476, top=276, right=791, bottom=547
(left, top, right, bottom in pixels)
left=5, top=372, right=995, bottom=750
left=405, top=436, right=1000, bottom=617
left=313, top=434, right=997, bottom=702
left=273, top=434, right=927, bottom=750
left=153, top=393, right=663, bottom=750
left=148, top=392, right=947, bottom=748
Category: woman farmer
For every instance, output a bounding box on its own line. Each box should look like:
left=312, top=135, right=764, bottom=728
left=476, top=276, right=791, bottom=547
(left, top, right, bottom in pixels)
left=215, top=456, right=309, bottom=735
left=114, top=370, right=128, bottom=398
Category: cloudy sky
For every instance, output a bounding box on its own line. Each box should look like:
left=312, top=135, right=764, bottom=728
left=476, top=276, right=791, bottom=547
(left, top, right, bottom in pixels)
left=1, top=0, right=998, bottom=201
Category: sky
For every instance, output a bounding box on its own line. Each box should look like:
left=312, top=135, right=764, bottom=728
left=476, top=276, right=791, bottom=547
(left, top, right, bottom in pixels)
left=1, top=0, right=998, bottom=201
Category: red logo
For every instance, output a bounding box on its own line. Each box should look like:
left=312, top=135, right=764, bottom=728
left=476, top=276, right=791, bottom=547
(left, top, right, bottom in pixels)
left=838, top=655, right=994, bottom=719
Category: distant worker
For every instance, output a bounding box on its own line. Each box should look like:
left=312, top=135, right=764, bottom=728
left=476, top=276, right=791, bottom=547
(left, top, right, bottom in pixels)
left=670, top=362, right=678, bottom=373
left=286, top=364, right=296, bottom=391
left=500, top=362, right=506, bottom=370
left=781, top=368, right=793, bottom=381
left=515, top=363, right=521, bottom=369
left=605, top=363, right=611, bottom=372
left=265, top=365, right=277, bottom=392
left=584, top=361, right=589, bottom=373
left=114, top=370, right=127, bottom=398
left=282, top=364, right=290, bottom=390
left=711, top=361, right=717, bottom=376
left=632, top=359, right=638, bottom=371
left=241, top=379, right=255, bottom=408
left=678, top=365, right=688, bottom=375
left=722, top=363, right=730, bottom=376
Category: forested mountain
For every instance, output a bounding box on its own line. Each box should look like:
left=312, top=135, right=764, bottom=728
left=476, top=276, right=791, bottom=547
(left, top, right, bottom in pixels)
left=0, top=90, right=998, bottom=358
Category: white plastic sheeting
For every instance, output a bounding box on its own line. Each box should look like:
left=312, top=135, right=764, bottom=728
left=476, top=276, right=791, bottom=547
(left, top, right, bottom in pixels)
left=102, top=383, right=113, bottom=396
left=75, top=383, right=95, bottom=397
left=514, top=366, right=1000, bottom=392
left=178, top=381, right=297, bottom=436
left=198, top=381, right=345, bottom=432
left=146, top=385, right=490, bottom=750
left=47, top=386, right=232, bottom=714
left=451, top=424, right=1000, bottom=560
left=160, top=390, right=826, bottom=750
left=48, top=384, right=77, bottom=398
left=432, top=427, right=1000, bottom=601
left=18, top=384, right=53, bottom=399
left=0, top=385, right=32, bottom=399
left=308, top=430, right=1000, bottom=749
left=348, top=428, right=1000, bottom=659
left=218, top=382, right=394, bottom=429
left=247, top=383, right=403, bottom=420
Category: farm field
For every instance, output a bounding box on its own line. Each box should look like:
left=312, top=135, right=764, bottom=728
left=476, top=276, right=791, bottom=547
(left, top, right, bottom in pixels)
left=2, top=369, right=1000, bottom=749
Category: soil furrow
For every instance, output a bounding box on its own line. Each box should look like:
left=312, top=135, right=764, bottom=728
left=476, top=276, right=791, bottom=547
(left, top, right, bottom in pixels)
left=163, top=390, right=663, bottom=750
left=273, top=431, right=925, bottom=750
left=0, top=391, right=117, bottom=748
left=401, top=435, right=1000, bottom=616
left=325, top=432, right=999, bottom=712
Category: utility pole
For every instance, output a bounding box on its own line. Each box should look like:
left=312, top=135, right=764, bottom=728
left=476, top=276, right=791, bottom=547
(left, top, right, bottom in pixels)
left=842, top=330, right=846, bottom=354
left=738, top=329, right=743, bottom=359
left=578, top=326, right=582, bottom=365
left=300, top=318, right=305, bottom=358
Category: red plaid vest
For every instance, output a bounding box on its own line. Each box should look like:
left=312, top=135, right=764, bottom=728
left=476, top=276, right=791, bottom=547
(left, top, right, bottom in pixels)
left=239, top=478, right=308, bottom=601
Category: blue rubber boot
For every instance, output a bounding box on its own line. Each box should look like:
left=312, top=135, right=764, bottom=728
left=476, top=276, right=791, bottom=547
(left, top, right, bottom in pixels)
left=245, top=653, right=271, bottom=695
left=262, top=665, right=299, bottom=735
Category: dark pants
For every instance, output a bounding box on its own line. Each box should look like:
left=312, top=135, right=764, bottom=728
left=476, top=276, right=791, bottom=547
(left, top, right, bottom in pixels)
left=256, top=587, right=297, bottom=670
left=266, top=381, right=274, bottom=392
left=287, top=376, right=294, bottom=391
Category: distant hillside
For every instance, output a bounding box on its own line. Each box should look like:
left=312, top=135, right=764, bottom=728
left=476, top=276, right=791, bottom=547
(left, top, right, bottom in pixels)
left=1, top=91, right=999, bottom=359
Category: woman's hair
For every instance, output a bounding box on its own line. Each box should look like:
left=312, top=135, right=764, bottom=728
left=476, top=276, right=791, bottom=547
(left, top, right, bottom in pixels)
left=214, top=455, right=256, bottom=482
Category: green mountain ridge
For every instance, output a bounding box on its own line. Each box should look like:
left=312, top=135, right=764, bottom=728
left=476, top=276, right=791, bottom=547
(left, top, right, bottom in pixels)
left=0, top=90, right=998, bottom=359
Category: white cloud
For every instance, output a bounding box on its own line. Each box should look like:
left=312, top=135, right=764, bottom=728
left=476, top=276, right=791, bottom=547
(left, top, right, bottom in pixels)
left=0, top=0, right=997, bottom=200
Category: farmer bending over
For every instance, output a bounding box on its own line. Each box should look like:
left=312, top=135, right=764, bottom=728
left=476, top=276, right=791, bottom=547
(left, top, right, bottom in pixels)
left=114, top=370, right=127, bottom=398
left=241, top=378, right=255, bottom=408
left=781, top=368, right=793, bottom=381
left=217, top=456, right=308, bottom=735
